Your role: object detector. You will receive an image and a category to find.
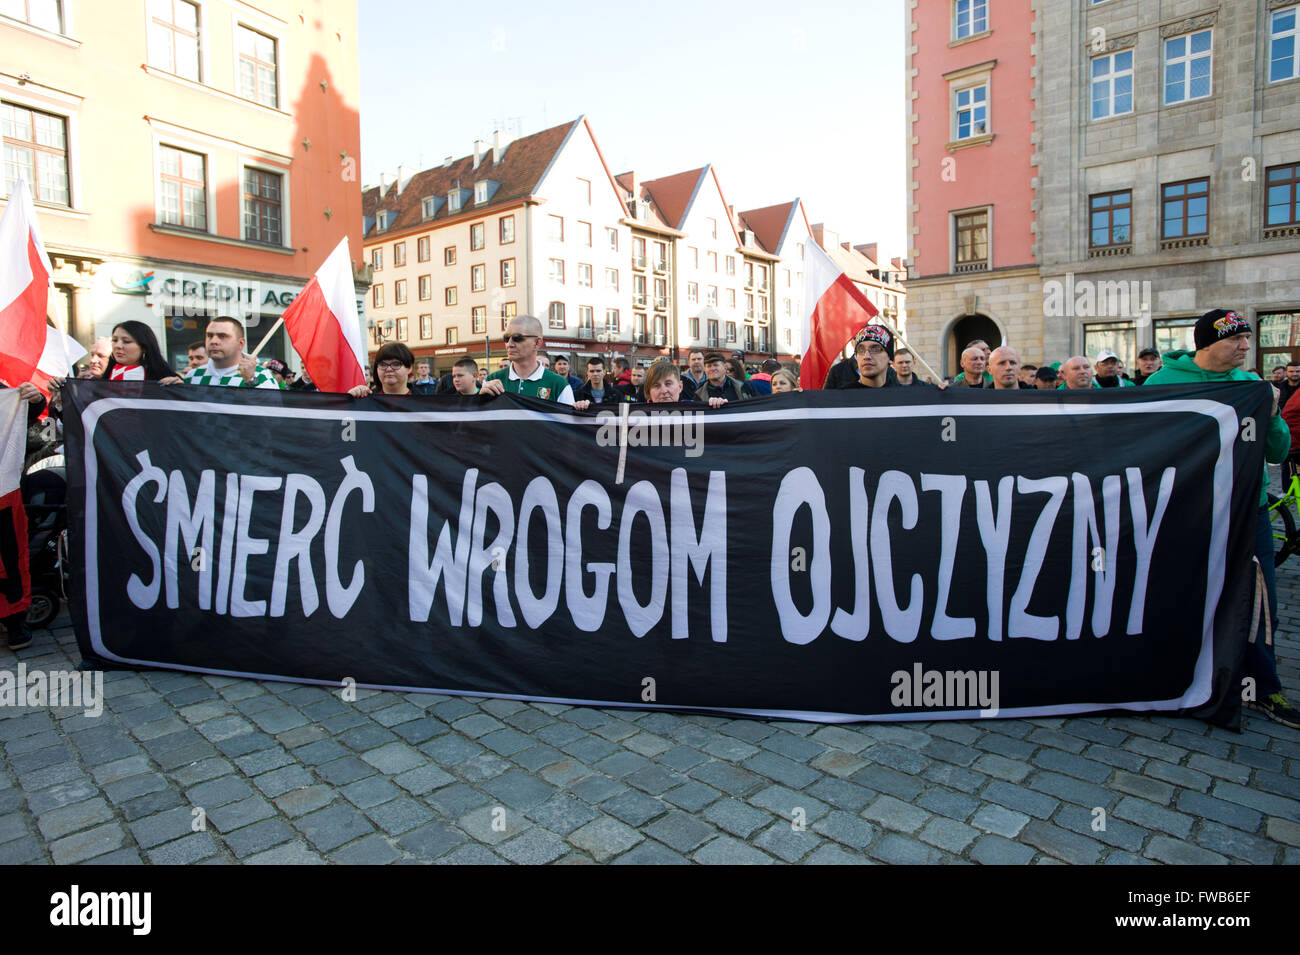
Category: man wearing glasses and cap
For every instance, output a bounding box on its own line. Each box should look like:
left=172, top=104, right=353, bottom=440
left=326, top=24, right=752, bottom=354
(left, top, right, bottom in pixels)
left=480, top=314, right=575, bottom=405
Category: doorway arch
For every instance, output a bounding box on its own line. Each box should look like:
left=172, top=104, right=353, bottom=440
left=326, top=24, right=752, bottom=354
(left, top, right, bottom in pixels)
left=945, top=313, right=1004, bottom=376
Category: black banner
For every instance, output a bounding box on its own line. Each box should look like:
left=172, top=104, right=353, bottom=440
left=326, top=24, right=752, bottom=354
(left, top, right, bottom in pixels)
left=62, top=379, right=1266, bottom=724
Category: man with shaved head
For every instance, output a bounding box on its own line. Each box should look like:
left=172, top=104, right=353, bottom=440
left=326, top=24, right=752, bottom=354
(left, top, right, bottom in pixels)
left=1058, top=355, right=1099, bottom=390
left=480, top=314, right=575, bottom=405
left=950, top=345, right=989, bottom=387
left=989, top=345, right=1030, bottom=390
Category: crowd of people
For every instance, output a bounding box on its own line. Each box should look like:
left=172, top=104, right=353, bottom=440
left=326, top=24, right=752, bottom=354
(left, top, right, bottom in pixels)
left=1, top=307, right=1297, bottom=729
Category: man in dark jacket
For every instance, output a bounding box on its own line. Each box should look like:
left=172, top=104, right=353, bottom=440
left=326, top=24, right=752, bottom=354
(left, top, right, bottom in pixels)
left=842, top=325, right=901, bottom=389
left=573, top=357, right=629, bottom=409
left=695, top=352, right=752, bottom=403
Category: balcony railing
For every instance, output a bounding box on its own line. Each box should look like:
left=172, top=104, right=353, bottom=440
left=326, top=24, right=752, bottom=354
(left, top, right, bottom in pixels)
left=634, top=331, right=648, bottom=344
left=632, top=254, right=647, bottom=269
left=653, top=334, right=666, bottom=346
left=953, top=260, right=989, bottom=273
left=653, top=259, right=667, bottom=272
left=1263, top=224, right=1300, bottom=240
left=576, top=327, right=594, bottom=340
left=654, top=296, right=667, bottom=310
left=707, top=336, right=720, bottom=348
left=633, top=293, right=647, bottom=306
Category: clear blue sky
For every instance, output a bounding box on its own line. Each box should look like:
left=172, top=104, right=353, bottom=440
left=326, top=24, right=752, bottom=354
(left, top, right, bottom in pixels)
left=358, top=0, right=907, bottom=262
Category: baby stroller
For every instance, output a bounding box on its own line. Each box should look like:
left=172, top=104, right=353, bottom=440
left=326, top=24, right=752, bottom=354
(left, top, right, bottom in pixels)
left=23, top=454, right=67, bottom=629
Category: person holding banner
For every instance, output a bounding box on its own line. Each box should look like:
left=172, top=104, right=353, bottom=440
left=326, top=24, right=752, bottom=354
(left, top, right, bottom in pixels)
left=842, top=325, right=901, bottom=389
left=643, top=359, right=687, bottom=404
left=348, top=343, right=415, bottom=398
left=1146, top=308, right=1299, bottom=728
left=480, top=315, right=575, bottom=405
left=181, top=317, right=280, bottom=389
left=100, top=321, right=182, bottom=384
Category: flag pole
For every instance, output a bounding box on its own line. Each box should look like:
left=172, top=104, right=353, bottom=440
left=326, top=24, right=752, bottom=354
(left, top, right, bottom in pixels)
left=249, top=317, right=285, bottom=357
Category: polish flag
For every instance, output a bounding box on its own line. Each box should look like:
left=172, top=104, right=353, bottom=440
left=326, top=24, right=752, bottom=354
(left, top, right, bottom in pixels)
left=31, top=324, right=88, bottom=398
left=280, top=236, right=367, bottom=394
left=800, top=239, right=879, bottom=391
left=0, top=180, right=53, bottom=389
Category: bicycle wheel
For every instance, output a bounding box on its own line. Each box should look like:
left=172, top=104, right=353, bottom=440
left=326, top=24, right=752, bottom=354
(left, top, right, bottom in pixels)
left=1269, top=493, right=1296, bottom=567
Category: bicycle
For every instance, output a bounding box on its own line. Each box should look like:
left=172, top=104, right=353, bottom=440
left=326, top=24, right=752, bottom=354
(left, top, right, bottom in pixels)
left=1268, top=470, right=1300, bottom=566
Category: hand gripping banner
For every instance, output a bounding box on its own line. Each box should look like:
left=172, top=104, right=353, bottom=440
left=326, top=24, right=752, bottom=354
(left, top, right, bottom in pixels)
left=62, top=379, right=1267, bottom=726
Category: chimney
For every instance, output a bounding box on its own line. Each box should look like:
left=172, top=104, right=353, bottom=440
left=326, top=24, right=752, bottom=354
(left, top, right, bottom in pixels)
left=492, top=129, right=512, bottom=164
left=856, top=242, right=879, bottom=263
left=841, top=241, right=851, bottom=251
left=396, top=164, right=415, bottom=196
left=629, top=171, right=639, bottom=202
left=379, top=171, right=395, bottom=193
left=443, top=155, right=454, bottom=166
left=727, top=204, right=735, bottom=227
left=473, top=140, right=491, bottom=170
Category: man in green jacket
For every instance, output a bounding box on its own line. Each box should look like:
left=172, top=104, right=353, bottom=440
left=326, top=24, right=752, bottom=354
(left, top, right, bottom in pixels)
left=1145, top=308, right=1298, bottom=727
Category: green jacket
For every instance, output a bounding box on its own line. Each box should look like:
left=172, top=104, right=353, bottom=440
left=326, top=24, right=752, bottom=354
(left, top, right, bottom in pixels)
left=1057, top=380, right=1102, bottom=390
left=1144, top=350, right=1289, bottom=507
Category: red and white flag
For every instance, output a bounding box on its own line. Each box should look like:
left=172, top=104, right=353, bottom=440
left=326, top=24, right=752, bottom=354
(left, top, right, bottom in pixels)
left=799, top=239, right=879, bottom=391
left=31, top=324, right=88, bottom=397
left=280, top=236, right=367, bottom=394
left=0, top=180, right=53, bottom=388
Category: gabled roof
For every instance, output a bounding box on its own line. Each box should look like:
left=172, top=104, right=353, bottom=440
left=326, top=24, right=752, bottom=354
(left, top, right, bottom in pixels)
left=615, top=173, right=674, bottom=231
left=361, top=119, right=578, bottom=238
left=737, top=201, right=799, bottom=256
left=640, top=167, right=708, bottom=232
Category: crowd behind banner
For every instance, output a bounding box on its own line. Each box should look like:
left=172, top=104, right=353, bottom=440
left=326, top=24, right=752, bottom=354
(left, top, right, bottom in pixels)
left=3, top=305, right=1299, bottom=729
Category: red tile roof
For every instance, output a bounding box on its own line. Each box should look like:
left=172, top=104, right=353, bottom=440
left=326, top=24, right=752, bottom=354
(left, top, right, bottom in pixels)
left=615, top=172, right=674, bottom=231
left=641, top=167, right=708, bottom=231
left=361, top=119, right=579, bottom=238
left=737, top=201, right=796, bottom=256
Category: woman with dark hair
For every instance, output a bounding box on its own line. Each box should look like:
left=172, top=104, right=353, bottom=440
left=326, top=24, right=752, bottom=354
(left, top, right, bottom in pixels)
left=101, top=321, right=183, bottom=384
left=348, top=342, right=414, bottom=397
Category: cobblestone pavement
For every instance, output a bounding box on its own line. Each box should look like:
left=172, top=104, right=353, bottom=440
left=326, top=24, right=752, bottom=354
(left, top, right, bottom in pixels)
left=2, top=588, right=1298, bottom=865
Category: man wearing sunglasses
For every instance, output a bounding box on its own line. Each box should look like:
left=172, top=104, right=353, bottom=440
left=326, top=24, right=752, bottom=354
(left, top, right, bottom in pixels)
left=480, top=315, right=575, bottom=405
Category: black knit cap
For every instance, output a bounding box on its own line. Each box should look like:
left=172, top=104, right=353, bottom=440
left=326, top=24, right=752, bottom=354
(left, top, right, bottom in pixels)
left=1194, top=309, right=1251, bottom=350
left=853, top=323, right=895, bottom=360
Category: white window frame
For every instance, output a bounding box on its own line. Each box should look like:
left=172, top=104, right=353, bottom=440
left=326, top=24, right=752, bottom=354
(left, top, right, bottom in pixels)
left=471, top=264, right=485, bottom=292
left=239, top=155, right=290, bottom=247
left=952, top=81, right=989, bottom=139
left=0, top=83, right=81, bottom=208
left=577, top=262, right=593, bottom=288
left=447, top=189, right=461, bottom=213
left=233, top=20, right=281, bottom=110
left=152, top=134, right=216, bottom=233
left=1163, top=29, right=1213, bottom=105
left=605, top=267, right=618, bottom=291
left=422, top=197, right=436, bottom=218
left=549, top=258, right=565, bottom=284
left=474, top=180, right=488, bottom=204
left=1090, top=50, right=1134, bottom=120
left=1271, top=5, right=1300, bottom=84
left=147, top=0, right=205, bottom=84
left=952, top=0, right=987, bottom=40
left=471, top=306, right=486, bottom=334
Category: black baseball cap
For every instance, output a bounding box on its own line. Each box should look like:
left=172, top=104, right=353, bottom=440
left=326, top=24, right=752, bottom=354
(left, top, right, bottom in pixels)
left=1137, top=347, right=1159, bottom=359
left=1035, top=366, right=1058, bottom=382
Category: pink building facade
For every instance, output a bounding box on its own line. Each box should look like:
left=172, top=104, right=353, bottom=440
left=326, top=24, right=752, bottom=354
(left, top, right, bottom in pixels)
left=906, top=0, right=1042, bottom=372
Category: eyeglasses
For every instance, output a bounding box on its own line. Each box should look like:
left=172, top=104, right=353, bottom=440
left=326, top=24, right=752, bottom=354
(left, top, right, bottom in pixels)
left=502, top=333, right=538, bottom=344
left=377, top=360, right=407, bottom=371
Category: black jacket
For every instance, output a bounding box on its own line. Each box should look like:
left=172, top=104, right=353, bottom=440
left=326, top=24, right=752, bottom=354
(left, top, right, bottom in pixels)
left=575, top=381, right=629, bottom=405
left=695, top=377, right=752, bottom=402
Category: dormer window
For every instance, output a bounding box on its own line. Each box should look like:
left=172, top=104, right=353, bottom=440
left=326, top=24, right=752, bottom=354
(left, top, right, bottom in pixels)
left=376, top=210, right=391, bottom=230
left=475, top=181, right=489, bottom=204
left=448, top=190, right=461, bottom=213
left=422, top=197, right=436, bottom=218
